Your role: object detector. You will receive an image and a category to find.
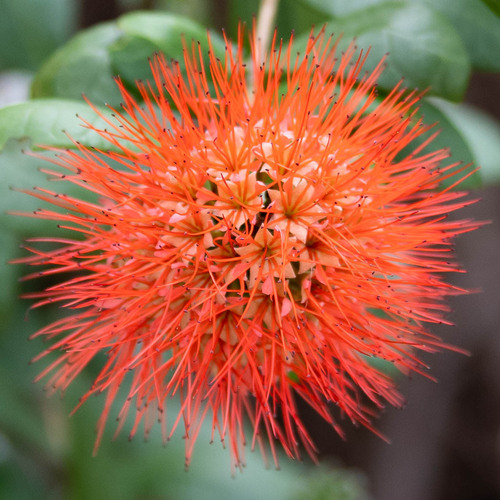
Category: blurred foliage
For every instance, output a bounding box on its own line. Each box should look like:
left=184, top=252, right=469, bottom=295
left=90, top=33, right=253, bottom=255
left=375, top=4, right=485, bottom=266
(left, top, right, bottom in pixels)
left=297, top=2, right=471, bottom=101
left=0, top=0, right=77, bottom=71
left=1, top=0, right=500, bottom=498
left=0, top=102, right=116, bottom=152
left=31, top=12, right=227, bottom=104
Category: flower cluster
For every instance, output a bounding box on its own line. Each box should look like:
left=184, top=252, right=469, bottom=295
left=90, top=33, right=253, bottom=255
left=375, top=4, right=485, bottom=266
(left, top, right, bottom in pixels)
left=22, top=27, right=476, bottom=470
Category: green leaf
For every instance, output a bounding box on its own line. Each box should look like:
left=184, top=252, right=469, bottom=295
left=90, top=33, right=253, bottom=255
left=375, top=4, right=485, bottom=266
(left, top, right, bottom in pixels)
left=31, top=12, right=224, bottom=107
left=0, top=457, right=48, bottom=500
left=0, top=99, right=116, bottom=152
left=0, top=142, right=61, bottom=238
left=294, top=3, right=470, bottom=101
left=411, top=97, right=488, bottom=189
left=423, top=98, right=500, bottom=185
left=109, top=12, right=226, bottom=86
left=481, top=0, right=500, bottom=17
left=378, top=4, right=471, bottom=101
left=31, top=23, right=124, bottom=105
left=0, top=233, right=20, bottom=310
left=0, top=139, right=93, bottom=236
left=0, top=361, right=49, bottom=455
left=298, top=0, right=405, bottom=17
left=125, top=0, right=214, bottom=26
left=301, top=0, right=500, bottom=73
left=0, top=0, right=77, bottom=71
left=290, top=467, right=368, bottom=500
left=420, top=0, right=500, bottom=72
left=355, top=3, right=470, bottom=100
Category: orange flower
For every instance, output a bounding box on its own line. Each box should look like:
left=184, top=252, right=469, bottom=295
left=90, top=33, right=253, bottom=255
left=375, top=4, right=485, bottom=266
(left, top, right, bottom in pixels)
left=21, top=26, right=477, bottom=470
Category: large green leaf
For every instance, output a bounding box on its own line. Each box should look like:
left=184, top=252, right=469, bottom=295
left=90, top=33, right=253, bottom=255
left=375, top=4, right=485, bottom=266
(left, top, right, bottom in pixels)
left=410, top=97, right=497, bottom=189
left=294, top=3, right=470, bottom=101
left=31, top=23, right=123, bottom=105
left=422, top=98, right=500, bottom=185
left=300, top=0, right=500, bottom=73
left=0, top=139, right=94, bottom=236
left=109, top=11, right=226, bottom=86
left=0, top=233, right=20, bottom=312
left=0, top=99, right=116, bottom=152
left=0, top=354, right=50, bottom=455
left=299, top=0, right=402, bottom=16
left=481, top=0, right=500, bottom=16
left=31, top=12, right=226, bottom=108
left=421, top=0, right=500, bottom=71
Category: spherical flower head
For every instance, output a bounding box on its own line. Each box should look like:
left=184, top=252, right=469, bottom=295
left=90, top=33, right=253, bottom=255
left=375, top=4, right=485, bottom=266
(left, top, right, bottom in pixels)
left=21, top=26, right=477, bottom=470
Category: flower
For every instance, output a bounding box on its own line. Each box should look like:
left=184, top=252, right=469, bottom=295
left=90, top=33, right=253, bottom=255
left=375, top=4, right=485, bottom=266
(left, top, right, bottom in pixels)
left=21, top=26, right=476, bottom=470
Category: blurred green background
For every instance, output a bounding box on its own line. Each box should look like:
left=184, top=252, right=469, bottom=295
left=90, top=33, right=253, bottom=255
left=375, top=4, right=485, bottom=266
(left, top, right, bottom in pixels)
left=1, top=1, right=500, bottom=499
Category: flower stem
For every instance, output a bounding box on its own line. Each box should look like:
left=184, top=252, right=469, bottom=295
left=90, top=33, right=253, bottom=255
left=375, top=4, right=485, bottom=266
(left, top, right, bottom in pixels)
left=256, top=0, right=280, bottom=61
left=247, top=0, right=280, bottom=101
